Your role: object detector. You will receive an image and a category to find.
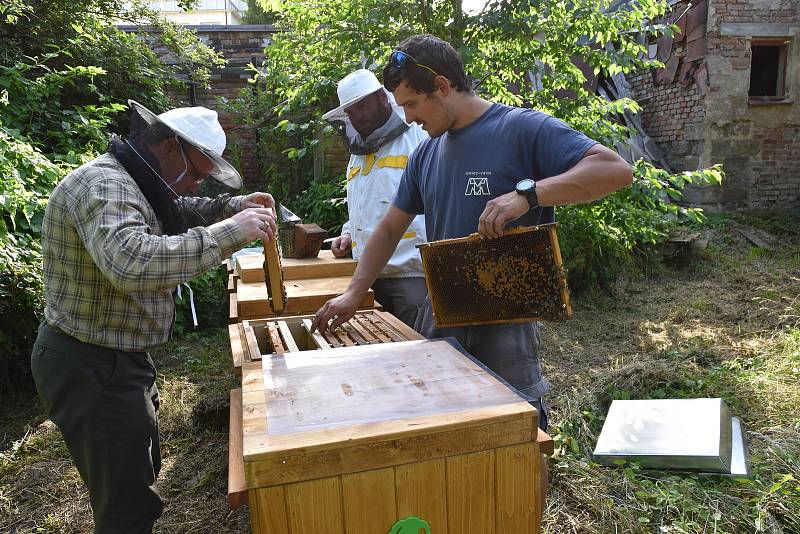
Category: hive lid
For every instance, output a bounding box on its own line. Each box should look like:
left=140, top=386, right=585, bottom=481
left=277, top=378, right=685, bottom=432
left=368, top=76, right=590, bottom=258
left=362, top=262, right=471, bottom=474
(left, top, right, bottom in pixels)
left=416, top=224, right=571, bottom=327
left=242, top=339, right=537, bottom=484
left=261, top=338, right=528, bottom=435
left=593, top=398, right=738, bottom=473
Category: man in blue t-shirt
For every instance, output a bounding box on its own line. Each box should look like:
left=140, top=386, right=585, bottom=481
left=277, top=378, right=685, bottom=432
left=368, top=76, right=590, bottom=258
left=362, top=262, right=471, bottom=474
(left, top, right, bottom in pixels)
left=313, top=34, right=631, bottom=427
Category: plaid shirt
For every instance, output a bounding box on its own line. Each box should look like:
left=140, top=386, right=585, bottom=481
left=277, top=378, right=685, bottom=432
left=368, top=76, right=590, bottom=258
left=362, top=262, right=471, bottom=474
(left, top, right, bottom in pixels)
left=43, top=153, right=248, bottom=351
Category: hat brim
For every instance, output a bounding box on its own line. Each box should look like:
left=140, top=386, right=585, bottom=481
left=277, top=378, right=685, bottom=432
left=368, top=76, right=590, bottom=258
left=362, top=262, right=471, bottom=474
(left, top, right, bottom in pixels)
left=128, top=100, right=242, bottom=190
left=321, top=88, right=385, bottom=122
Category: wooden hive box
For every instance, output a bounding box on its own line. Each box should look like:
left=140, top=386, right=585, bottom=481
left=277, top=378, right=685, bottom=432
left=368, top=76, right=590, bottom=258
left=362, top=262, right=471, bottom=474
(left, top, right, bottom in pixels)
left=229, top=310, right=424, bottom=376
left=236, top=250, right=358, bottom=283
left=239, top=338, right=546, bottom=534
left=235, top=277, right=376, bottom=322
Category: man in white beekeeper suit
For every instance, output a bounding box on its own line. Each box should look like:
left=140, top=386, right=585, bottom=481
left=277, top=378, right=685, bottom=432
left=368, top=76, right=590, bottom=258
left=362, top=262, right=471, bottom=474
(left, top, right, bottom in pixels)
left=323, top=68, right=428, bottom=327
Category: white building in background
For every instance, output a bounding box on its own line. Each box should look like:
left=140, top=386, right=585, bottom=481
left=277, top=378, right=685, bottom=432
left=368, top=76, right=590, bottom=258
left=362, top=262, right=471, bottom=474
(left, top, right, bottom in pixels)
left=146, top=0, right=247, bottom=25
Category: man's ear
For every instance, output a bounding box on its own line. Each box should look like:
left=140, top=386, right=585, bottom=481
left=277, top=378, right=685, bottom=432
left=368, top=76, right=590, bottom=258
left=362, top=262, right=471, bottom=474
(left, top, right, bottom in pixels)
left=434, top=75, right=452, bottom=97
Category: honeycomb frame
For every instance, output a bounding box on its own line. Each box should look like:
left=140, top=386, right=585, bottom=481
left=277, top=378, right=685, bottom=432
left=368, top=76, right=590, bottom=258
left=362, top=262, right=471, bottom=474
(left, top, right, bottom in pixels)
left=416, top=224, right=572, bottom=327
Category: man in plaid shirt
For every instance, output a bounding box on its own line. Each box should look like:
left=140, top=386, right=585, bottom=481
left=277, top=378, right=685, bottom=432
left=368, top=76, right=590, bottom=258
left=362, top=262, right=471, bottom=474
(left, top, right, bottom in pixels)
left=31, top=100, right=275, bottom=533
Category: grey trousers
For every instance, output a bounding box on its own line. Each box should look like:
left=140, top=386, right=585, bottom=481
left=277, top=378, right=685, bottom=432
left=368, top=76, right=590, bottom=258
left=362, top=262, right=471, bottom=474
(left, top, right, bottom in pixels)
left=30, top=322, right=163, bottom=534
left=371, top=276, right=428, bottom=328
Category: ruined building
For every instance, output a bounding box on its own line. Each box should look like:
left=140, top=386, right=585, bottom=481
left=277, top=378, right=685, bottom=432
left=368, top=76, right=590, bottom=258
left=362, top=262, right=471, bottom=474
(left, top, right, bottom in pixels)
left=629, top=0, right=799, bottom=212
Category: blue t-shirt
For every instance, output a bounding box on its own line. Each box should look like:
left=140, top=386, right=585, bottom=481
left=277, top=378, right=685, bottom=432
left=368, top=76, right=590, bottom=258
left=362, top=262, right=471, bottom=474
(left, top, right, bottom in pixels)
left=393, top=103, right=597, bottom=241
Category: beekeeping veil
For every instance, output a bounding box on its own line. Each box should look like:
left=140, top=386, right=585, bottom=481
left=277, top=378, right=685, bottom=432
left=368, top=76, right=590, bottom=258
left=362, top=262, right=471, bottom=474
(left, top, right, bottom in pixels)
left=322, top=69, right=409, bottom=155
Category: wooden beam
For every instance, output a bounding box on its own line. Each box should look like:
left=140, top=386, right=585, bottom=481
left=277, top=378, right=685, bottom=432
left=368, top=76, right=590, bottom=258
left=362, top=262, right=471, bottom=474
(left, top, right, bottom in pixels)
left=228, top=293, right=238, bottom=325
left=227, top=388, right=248, bottom=509
left=277, top=320, right=300, bottom=353
left=302, top=319, right=331, bottom=349
left=537, top=429, right=555, bottom=456
left=228, top=323, right=246, bottom=376
left=262, top=212, right=285, bottom=314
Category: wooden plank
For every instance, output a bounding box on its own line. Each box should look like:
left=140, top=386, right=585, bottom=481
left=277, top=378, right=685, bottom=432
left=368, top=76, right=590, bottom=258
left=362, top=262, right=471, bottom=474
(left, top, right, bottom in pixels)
left=227, top=389, right=248, bottom=510
left=350, top=316, right=380, bottom=344
left=263, top=218, right=285, bottom=314
left=227, top=273, right=236, bottom=293
left=374, top=311, right=425, bottom=341
left=250, top=486, right=289, bottom=534
left=447, top=450, right=495, bottom=534
left=245, top=340, right=535, bottom=457
left=277, top=320, right=300, bottom=353
left=238, top=323, right=253, bottom=365
left=245, top=411, right=533, bottom=488
left=537, top=429, right=554, bottom=456
left=228, top=293, right=238, bottom=324
left=396, top=459, right=448, bottom=534
left=228, top=323, right=245, bottom=375
left=243, top=321, right=263, bottom=361
left=332, top=327, right=355, bottom=347
left=341, top=322, right=368, bottom=345
left=362, top=316, right=393, bottom=343
left=241, top=362, right=268, bottom=433
left=367, top=314, right=403, bottom=342
left=286, top=477, right=344, bottom=534
left=237, top=277, right=375, bottom=319
left=267, top=323, right=286, bottom=354
left=549, top=225, right=573, bottom=320
left=302, top=319, right=331, bottom=349
left=237, top=250, right=358, bottom=282
left=341, top=468, right=396, bottom=534
left=323, top=330, right=343, bottom=348
left=495, top=442, right=537, bottom=533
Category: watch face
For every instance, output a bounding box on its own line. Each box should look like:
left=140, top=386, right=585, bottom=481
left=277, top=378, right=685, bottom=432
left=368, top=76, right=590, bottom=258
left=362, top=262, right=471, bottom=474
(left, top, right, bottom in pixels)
left=517, top=179, right=535, bottom=191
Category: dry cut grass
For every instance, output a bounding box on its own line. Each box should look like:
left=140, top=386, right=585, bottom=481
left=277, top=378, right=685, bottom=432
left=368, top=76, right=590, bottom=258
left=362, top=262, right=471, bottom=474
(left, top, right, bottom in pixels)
left=1, top=216, right=798, bottom=533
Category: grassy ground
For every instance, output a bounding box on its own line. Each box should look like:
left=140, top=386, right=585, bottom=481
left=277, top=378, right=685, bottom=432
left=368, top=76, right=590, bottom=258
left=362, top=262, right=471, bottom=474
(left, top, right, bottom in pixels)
left=1, top=214, right=798, bottom=533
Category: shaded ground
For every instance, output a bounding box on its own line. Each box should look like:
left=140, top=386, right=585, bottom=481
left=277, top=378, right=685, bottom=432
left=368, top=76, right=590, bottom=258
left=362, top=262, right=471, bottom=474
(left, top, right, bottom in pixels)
left=1, top=215, right=798, bottom=533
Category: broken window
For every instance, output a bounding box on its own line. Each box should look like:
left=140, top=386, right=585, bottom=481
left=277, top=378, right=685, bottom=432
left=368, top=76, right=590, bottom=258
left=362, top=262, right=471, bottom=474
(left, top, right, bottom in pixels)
left=749, top=39, right=790, bottom=102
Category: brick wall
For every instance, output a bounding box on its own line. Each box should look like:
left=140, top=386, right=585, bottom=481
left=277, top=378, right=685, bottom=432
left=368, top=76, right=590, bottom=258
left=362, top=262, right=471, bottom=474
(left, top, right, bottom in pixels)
left=120, top=25, right=278, bottom=188
left=701, top=0, right=800, bottom=211
left=628, top=72, right=706, bottom=171
left=628, top=0, right=800, bottom=212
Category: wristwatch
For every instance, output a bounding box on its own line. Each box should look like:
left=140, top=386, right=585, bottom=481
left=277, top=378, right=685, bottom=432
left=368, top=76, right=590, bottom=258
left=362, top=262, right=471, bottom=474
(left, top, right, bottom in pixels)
left=515, top=179, right=539, bottom=210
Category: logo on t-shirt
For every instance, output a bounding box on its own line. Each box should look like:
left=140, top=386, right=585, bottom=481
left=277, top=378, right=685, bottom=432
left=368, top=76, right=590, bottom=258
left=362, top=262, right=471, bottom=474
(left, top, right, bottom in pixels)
left=465, top=171, right=491, bottom=196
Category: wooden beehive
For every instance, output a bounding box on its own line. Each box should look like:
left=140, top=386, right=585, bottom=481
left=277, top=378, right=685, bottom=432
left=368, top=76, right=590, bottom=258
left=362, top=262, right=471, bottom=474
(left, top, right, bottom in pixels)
left=234, top=277, right=376, bottom=322
left=417, top=224, right=572, bottom=327
left=238, top=338, right=548, bottom=534
left=241, top=310, right=421, bottom=359
left=236, top=250, right=357, bottom=283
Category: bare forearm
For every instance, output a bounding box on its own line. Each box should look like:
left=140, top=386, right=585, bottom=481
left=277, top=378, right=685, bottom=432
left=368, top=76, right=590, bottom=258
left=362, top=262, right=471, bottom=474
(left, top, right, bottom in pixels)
left=536, top=147, right=633, bottom=207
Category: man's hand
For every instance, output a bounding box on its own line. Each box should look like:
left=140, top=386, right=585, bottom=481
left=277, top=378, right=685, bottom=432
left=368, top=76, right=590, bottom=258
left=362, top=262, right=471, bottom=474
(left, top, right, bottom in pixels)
left=231, top=207, right=277, bottom=241
left=331, top=233, right=352, bottom=258
left=312, top=290, right=363, bottom=333
left=478, top=192, right=530, bottom=238
left=240, top=192, right=275, bottom=209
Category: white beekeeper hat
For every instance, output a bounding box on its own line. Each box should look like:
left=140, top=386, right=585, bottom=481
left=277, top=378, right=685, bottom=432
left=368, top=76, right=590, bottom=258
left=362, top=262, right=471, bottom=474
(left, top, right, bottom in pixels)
left=322, top=69, right=386, bottom=121
left=128, top=100, right=242, bottom=189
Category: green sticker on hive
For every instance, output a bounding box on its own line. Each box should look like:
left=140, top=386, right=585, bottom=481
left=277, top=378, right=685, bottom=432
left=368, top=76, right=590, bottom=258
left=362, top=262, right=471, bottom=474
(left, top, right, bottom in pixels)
left=389, top=516, right=431, bottom=534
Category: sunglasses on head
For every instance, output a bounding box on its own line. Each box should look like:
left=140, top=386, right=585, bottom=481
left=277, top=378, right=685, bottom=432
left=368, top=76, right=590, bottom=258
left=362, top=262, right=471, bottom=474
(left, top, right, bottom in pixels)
left=389, top=50, right=440, bottom=77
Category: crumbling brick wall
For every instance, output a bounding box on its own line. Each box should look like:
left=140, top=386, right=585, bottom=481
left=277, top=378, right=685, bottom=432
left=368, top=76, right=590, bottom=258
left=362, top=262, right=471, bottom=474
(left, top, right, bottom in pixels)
left=628, top=72, right=706, bottom=172
left=629, top=0, right=799, bottom=212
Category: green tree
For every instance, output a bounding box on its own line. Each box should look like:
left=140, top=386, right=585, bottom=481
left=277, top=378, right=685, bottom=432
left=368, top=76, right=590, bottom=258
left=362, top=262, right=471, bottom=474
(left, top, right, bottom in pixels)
left=0, top=0, right=224, bottom=397
left=236, top=0, right=721, bottom=285
left=242, top=0, right=279, bottom=24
